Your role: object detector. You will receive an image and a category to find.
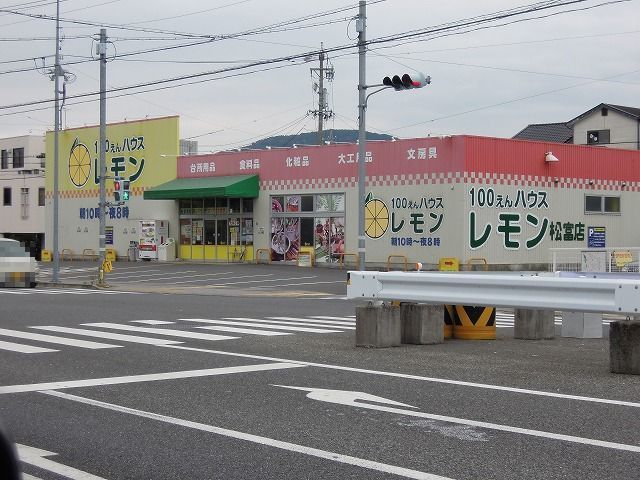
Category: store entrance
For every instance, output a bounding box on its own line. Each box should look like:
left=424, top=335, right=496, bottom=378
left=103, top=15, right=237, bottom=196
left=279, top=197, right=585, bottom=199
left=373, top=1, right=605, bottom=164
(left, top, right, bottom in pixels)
left=179, top=198, right=253, bottom=262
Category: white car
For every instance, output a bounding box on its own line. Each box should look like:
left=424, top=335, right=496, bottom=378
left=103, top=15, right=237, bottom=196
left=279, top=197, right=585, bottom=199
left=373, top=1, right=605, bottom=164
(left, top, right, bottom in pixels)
left=0, top=238, right=38, bottom=288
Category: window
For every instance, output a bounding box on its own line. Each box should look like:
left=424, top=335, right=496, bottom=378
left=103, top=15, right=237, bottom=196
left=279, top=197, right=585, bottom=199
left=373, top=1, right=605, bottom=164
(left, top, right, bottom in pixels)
left=270, top=192, right=346, bottom=263
left=12, top=148, right=24, bottom=168
left=3, top=187, right=11, bottom=206
left=1, top=150, right=8, bottom=169
left=604, top=196, right=621, bottom=213
left=20, top=187, right=29, bottom=219
left=38, top=187, right=45, bottom=206
left=585, top=194, right=621, bottom=214
left=587, top=129, right=610, bottom=145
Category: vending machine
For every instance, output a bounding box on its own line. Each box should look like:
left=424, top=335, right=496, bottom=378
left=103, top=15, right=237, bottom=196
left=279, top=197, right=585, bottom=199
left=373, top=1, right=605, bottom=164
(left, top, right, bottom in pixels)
left=138, top=220, right=169, bottom=260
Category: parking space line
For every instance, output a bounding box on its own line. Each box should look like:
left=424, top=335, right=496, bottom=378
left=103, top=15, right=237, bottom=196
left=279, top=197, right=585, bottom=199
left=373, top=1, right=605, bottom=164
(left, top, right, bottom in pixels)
left=42, top=390, right=453, bottom=480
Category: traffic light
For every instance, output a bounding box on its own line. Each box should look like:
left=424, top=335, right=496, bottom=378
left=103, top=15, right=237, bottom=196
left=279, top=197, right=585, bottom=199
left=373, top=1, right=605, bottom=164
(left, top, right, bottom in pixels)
left=122, top=180, right=130, bottom=202
left=113, top=179, right=122, bottom=202
left=382, top=72, right=430, bottom=90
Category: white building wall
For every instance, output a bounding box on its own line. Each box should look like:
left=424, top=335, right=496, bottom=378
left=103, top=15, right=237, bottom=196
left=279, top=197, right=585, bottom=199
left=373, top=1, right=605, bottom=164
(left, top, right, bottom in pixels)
left=0, top=135, right=45, bottom=235
left=573, top=109, right=639, bottom=150
left=45, top=195, right=177, bottom=259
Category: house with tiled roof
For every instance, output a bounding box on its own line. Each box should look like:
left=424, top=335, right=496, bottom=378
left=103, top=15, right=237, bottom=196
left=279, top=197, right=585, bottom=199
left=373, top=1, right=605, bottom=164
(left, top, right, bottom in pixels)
left=514, top=103, right=640, bottom=150
left=513, top=122, right=573, bottom=144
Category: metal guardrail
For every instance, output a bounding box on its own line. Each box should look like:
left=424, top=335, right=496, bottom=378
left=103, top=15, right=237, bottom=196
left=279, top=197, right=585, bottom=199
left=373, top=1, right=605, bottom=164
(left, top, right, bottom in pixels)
left=60, top=249, right=73, bottom=261
left=346, top=271, right=640, bottom=315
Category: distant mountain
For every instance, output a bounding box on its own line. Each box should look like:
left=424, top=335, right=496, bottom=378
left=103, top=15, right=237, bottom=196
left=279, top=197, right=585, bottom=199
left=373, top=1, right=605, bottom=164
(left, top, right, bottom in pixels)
left=243, top=129, right=393, bottom=150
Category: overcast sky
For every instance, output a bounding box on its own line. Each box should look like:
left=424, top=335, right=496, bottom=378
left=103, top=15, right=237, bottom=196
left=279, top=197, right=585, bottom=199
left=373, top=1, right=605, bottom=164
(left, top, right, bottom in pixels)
left=0, top=0, right=639, bottom=151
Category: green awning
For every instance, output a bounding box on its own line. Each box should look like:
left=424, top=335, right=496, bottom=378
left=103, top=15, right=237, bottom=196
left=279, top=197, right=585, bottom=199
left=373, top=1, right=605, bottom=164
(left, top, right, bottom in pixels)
left=144, top=174, right=259, bottom=200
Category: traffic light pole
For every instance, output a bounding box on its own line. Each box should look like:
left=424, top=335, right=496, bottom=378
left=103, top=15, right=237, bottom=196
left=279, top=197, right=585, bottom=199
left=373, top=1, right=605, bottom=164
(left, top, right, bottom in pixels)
left=357, top=0, right=367, bottom=271
left=97, top=28, right=107, bottom=286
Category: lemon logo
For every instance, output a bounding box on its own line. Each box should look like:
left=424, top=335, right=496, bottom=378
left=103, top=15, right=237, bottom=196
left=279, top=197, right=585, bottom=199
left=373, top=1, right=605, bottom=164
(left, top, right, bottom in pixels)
left=364, top=193, right=389, bottom=239
left=68, top=138, right=92, bottom=187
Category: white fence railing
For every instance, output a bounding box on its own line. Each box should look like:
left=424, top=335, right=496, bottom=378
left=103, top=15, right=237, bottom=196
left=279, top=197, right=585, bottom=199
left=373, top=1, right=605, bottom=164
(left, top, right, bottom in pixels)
left=550, top=247, right=640, bottom=273
left=347, top=271, right=640, bottom=315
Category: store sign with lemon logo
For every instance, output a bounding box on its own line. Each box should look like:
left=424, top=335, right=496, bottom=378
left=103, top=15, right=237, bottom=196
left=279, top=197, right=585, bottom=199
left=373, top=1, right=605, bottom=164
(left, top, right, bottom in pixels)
left=364, top=192, right=389, bottom=239
left=45, top=116, right=179, bottom=195
left=68, top=139, right=92, bottom=187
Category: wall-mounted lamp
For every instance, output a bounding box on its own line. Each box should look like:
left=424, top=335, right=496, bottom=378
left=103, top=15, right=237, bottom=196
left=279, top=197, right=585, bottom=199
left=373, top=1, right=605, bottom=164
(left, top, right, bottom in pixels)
left=545, top=151, right=559, bottom=162
left=554, top=177, right=559, bottom=183
left=588, top=180, right=594, bottom=186
left=621, top=182, right=627, bottom=188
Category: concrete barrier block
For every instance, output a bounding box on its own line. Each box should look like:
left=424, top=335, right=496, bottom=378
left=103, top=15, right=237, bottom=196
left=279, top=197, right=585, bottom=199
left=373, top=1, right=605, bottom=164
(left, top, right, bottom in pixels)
left=561, top=311, right=603, bottom=339
left=401, top=303, right=444, bottom=345
left=514, top=309, right=555, bottom=340
left=610, top=320, right=640, bottom=375
left=356, top=304, right=401, bottom=348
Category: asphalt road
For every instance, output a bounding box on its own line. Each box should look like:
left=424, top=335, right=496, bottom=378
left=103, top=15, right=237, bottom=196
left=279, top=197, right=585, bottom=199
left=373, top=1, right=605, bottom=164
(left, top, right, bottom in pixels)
left=1, top=263, right=639, bottom=479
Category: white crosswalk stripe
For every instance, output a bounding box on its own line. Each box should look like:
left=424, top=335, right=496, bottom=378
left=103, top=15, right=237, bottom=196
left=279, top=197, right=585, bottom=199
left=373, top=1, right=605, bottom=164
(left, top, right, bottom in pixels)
left=0, top=328, right=120, bottom=349
left=83, top=323, right=239, bottom=341
left=30, top=326, right=183, bottom=345
left=309, top=315, right=357, bottom=322
left=0, top=340, right=58, bottom=353
left=199, top=318, right=343, bottom=333
left=0, top=315, right=354, bottom=354
left=266, top=316, right=355, bottom=327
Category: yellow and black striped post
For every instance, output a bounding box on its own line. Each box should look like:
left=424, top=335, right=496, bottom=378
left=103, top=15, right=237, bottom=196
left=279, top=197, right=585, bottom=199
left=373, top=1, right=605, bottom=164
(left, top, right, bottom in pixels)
left=453, top=305, right=496, bottom=340
left=443, top=305, right=456, bottom=339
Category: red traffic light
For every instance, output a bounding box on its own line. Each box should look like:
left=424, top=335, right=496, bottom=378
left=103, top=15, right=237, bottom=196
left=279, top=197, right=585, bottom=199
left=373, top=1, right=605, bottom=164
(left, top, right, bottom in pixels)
left=383, top=72, right=430, bottom=90
left=114, top=180, right=121, bottom=190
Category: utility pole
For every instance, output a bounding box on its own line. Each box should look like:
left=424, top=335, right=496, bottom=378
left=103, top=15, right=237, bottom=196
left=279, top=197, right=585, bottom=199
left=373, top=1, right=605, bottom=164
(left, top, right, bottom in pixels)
left=309, top=43, right=334, bottom=145
left=317, top=48, right=325, bottom=145
left=97, top=28, right=107, bottom=286
left=51, top=0, right=61, bottom=282
left=357, top=1, right=366, bottom=270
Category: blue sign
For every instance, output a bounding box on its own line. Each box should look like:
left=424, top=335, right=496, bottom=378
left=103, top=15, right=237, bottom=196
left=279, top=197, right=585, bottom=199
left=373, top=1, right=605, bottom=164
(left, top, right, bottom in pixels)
left=587, top=226, right=605, bottom=248
left=105, top=226, right=113, bottom=245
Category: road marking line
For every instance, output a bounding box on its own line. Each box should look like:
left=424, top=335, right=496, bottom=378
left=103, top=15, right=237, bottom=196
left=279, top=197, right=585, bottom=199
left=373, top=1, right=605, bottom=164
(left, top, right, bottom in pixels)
left=0, top=340, right=58, bottom=354
left=225, top=316, right=353, bottom=330
left=0, top=363, right=305, bottom=394
left=118, top=271, right=238, bottom=284
left=309, top=316, right=358, bottom=322
left=30, top=326, right=183, bottom=346
left=268, top=316, right=355, bottom=326
left=106, top=269, right=198, bottom=279
left=209, top=275, right=318, bottom=287
left=212, top=318, right=342, bottom=333
left=0, top=328, right=120, bottom=350
left=17, top=443, right=106, bottom=480
left=131, top=320, right=175, bottom=325
left=250, top=280, right=346, bottom=289
left=276, top=385, right=640, bottom=453
left=82, top=323, right=238, bottom=342
left=42, top=390, right=453, bottom=480
left=159, top=345, right=640, bottom=409
left=194, top=325, right=291, bottom=336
